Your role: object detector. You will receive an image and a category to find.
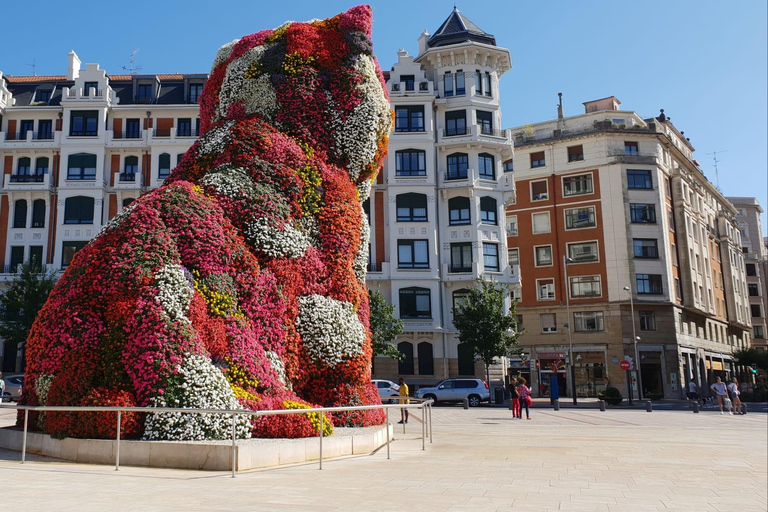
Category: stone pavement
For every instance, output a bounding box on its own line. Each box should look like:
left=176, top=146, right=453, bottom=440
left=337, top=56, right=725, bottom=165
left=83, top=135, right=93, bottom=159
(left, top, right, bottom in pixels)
left=0, top=403, right=765, bottom=512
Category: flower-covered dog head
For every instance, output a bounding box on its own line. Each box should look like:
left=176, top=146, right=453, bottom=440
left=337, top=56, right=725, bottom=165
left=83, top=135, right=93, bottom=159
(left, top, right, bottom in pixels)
left=199, top=5, right=392, bottom=183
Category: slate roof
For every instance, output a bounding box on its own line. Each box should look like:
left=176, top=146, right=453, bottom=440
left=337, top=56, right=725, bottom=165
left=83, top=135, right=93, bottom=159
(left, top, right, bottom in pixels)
left=427, top=6, right=496, bottom=48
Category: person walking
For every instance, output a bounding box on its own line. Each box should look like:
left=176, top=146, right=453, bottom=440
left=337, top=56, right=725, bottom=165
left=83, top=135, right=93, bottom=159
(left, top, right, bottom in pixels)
left=710, top=377, right=728, bottom=415
left=508, top=378, right=520, bottom=419
left=394, top=377, right=409, bottom=424
left=687, top=378, right=699, bottom=403
left=517, top=377, right=532, bottom=420
left=727, top=378, right=742, bottom=415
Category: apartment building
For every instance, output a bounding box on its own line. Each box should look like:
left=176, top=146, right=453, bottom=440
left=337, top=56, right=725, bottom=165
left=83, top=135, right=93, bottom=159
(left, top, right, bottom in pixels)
left=727, top=197, right=767, bottom=352
left=368, top=7, right=518, bottom=386
left=506, top=97, right=752, bottom=399
left=0, top=53, right=206, bottom=371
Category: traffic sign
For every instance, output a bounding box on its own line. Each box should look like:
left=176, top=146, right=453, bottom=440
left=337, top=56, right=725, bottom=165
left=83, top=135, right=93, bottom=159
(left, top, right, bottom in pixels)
left=619, top=360, right=631, bottom=370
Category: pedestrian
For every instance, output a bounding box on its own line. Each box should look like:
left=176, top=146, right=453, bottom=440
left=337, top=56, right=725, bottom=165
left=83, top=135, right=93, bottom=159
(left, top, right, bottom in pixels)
left=508, top=378, right=520, bottom=419
left=727, top=378, right=742, bottom=415
left=517, top=377, right=532, bottom=420
left=710, top=377, right=728, bottom=415
left=687, top=378, right=699, bottom=403
left=394, top=377, right=409, bottom=424
left=0, top=371, right=5, bottom=403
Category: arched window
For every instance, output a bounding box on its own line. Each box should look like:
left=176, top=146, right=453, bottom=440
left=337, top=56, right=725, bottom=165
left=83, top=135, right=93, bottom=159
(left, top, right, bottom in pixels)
left=121, top=156, right=138, bottom=182
left=458, top=343, right=476, bottom=376
left=396, top=193, right=427, bottom=222
left=13, top=200, right=27, bottom=228
left=452, top=288, right=471, bottom=315
left=399, top=287, right=431, bottom=319
left=35, top=157, right=49, bottom=176
left=32, top=199, right=46, bottom=228
left=67, top=153, right=97, bottom=180
left=448, top=196, right=470, bottom=225
left=397, top=341, right=414, bottom=375
left=64, top=196, right=95, bottom=224
left=122, top=197, right=135, bottom=208
left=17, top=157, right=31, bottom=175
left=446, top=152, right=468, bottom=180
left=480, top=196, right=497, bottom=225
left=478, top=153, right=495, bottom=180
left=417, top=342, right=434, bottom=375
left=158, top=153, right=171, bottom=178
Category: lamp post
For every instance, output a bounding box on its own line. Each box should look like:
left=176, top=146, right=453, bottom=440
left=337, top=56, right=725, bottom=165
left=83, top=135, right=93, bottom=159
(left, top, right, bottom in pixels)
left=623, top=285, right=643, bottom=401
left=563, top=255, right=576, bottom=405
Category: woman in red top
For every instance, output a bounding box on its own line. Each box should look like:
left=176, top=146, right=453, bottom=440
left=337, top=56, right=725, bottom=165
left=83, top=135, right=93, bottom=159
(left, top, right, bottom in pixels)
left=517, top=378, right=532, bottom=420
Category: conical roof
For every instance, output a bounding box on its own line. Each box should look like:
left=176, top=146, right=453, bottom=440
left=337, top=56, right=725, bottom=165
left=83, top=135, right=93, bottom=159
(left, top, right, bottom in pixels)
left=427, top=6, right=496, bottom=48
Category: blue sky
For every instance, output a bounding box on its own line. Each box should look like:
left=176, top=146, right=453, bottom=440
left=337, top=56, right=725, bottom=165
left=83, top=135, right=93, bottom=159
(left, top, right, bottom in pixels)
left=1, top=0, right=766, bottom=232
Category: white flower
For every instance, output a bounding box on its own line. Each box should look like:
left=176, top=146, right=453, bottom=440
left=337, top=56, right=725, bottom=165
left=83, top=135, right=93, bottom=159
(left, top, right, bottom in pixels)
left=197, top=121, right=234, bottom=156
left=217, top=45, right=278, bottom=122
left=212, top=39, right=240, bottom=70
left=266, top=350, right=288, bottom=387
left=143, top=354, right=252, bottom=441
left=35, top=374, right=54, bottom=405
left=200, top=165, right=257, bottom=198
left=353, top=211, right=370, bottom=283
left=295, top=295, right=366, bottom=367
left=245, top=218, right=310, bottom=259
left=154, top=264, right=193, bottom=324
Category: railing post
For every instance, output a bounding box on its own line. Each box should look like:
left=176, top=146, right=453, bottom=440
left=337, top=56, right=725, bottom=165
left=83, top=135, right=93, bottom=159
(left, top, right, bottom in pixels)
left=22, top=409, right=28, bottom=464
left=115, top=409, right=121, bottom=471
left=319, top=413, right=324, bottom=470
left=421, top=404, right=426, bottom=451
left=385, top=407, right=390, bottom=460
left=231, top=414, right=237, bottom=478
left=428, top=403, right=433, bottom=443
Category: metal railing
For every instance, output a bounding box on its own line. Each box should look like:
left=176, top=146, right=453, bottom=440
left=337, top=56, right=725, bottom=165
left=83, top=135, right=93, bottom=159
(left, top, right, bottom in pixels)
left=9, top=175, right=45, bottom=183
left=0, top=399, right=433, bottom=477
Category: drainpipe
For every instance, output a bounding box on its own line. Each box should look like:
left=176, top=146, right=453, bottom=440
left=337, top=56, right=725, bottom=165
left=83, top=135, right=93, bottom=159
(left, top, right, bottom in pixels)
left=433, top=103, right=448, bottom=379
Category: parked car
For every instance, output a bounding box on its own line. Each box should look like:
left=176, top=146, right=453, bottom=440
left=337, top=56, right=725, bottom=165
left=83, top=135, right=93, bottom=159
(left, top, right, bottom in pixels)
left=372, top=379, right=399, bottom=403
left=415, top=378, right=490, bottom=407
left=2, top=374, right=23, bottom=402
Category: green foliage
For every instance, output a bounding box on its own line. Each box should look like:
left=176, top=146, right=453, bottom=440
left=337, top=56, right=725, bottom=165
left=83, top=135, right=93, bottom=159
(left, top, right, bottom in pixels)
left=452, top=278, right=522, bottom=371
left=734, top=348, right=768, bottom=370
left=368, top=289, right=404, bottom=360
left=0, top=260, right=57, bottom=367
left=599, top=387, right=622, bottom=399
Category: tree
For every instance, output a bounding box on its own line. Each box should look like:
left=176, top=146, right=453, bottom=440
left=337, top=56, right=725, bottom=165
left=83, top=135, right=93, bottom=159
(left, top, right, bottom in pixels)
left=0, top=260, right=57, bottom=372
left=368, top=289, right=404, bottom=360
left=734, top=348, right=768, bottom=371
left=453, top=278, right=522, bottom=385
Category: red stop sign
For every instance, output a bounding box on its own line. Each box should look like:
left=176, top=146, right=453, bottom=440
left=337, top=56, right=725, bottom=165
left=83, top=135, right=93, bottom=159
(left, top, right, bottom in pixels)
left=619, top=360, right=631, bottom=370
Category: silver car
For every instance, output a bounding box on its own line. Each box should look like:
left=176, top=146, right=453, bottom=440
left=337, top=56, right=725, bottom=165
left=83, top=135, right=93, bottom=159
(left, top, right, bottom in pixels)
left=2, top=374, right=23, bottom=402
left=372, top=379, right=399, bottom=404
left=415, top=378, right=490, bottom=407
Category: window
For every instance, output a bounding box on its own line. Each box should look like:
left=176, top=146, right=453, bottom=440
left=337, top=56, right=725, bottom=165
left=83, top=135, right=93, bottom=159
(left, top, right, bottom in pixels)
left=639, top=311, right=656, bottom=331
left=137, top=84, right=153, bottom=103
left=125, top=118, right=141, bottom=139
left=754, top=326, right=765, bottom=339
left=448, top=197, right=471, bottom=225
left=17, top=157, right=31, bottom=175
left=29, top=246, right=43, bottom=268
left=188, top=83, right=204, bottom=103
left=64, top=196, right=95, bottom=224
left=748, top=284, right=759, bottom=297
left=177, top=154, right=184, bottom=165
left=563, top=174, right=593, bottom=196
left=395, top=106, right=425, bottom=132
left=395, top=149, right=426, bottom=176
left=570, top=276, right=602, bottom=298
left=13, top=200, right=27, bottom=228
left=67, top=153, right=97, bottom=180
left=452, top=289, right=470, bottom=314
left=477, top=110, right=493, bottom=135
left=418, top=342, right=434, bottom=375
left=396, top=193, right=427, bottom=222
left=32, top=199, right=45, bottom=228
left=82, top=81, right=98, bottom=97
left=177, top=118, right=192, bottom=137
left=70, top=110, right=98, bottom=136
left=507, top=215, right=518, bottom=236
left=19, top=120, right=34, bottom=139
left=503, top=160, right=513, bottom=173
left=122, top=198, right=135, bottom=208
left=36, top=89, right=51, bottom=103
left=478, top=153, right=495, bottom=180
left=10, top=246, right=24, bottom=270
left=532, top=212, right=551, bottom=234
left=625, top=141, right=639, bottom=155
left=445, top=110, right=467, bottom=136
left=568, top=241, right=598, bottom=262
left=508, top=248, right=519, bottom=265
left=483, top=243, right=499, bottom=271
left=630, top=203, right=656, bottom=223
left=397, top=342, right=414, bottom=374
left=483, top=71, right=492, bottom=97
left=450, top=243, right=473, bottom=273
left=675, top=278, right=682, bottom=299
left=35, top=157, right=49, bottom=176
left=627, top=169, right=652, bottom=189
left=637, top=274, right=663, bottom=294
left=121, top=156, right=138, bottom=182
left=537, top=279, right=555, bottom=300
left=37, top=120, right=53, bottom=140
left=158, top=153, right=171, bottom=178
left=455, top=71, right=465, bottom=95
left=530, top=151, right=546, bottom=168
left=565, top=206, right=596, bottom=229
left=515, top=314, right=523, bottom=330
left=534, top=245, right=552, bottom=266
left=397, top=239, right=429, bottom=269
left=446, top=153, right=469, bottom=180
left=567, top=145, right=584, bottom=162
left=633, top=239, right=659, bottom=259
left=746, top=264, right=757, bottom=277
left=574, top=312, right=604, bottom=332
left=444, top=71, right=453, bottom=97
left=457, top=344, right=475, bottom=375
left=480, top=197, right=497, bottom=225
left=531, top=180, right=548, bottom=201
left=398, top=74, right=415, bottom=91
left=751, top=304, right=763, bottom=318
left=61, top=241, right=88, bottom=268
left=540, top=313, right=557, bottom=333
left=399, top=287, right=431, bottom=319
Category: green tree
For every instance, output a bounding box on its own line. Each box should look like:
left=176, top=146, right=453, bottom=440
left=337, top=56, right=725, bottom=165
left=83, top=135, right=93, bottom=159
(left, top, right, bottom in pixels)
left=734, top=348, right=768, bottom=371
left=368, top=289, right=404, bottom=360
left=0, top=260, right=57, bottom=371
left=453, top=278, right=522, bottom=384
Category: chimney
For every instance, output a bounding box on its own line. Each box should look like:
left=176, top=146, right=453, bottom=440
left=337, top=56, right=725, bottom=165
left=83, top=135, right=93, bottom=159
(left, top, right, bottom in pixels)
left=67, top=51, right=81, bottom=80
left=418, top=30, right=430, bottom=56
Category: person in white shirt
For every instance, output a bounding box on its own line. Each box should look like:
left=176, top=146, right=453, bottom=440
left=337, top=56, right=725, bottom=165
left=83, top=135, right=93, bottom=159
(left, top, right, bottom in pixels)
left=727, top=378, right=742, bottom=415
left=710, top=377, right=728, bottom=415
left=687, top=378, right=699, bottom=402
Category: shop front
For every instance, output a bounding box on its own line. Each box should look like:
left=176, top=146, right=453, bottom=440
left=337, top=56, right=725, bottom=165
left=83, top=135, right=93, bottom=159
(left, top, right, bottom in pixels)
left=573, top=351, right=607, bottom=397
left=537, top=352, right=566, bottom=398
left=508, top=358, right=531, bottom=388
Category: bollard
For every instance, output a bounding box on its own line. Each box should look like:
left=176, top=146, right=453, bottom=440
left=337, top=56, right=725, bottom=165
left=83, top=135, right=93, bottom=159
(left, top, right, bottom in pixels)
left=463, top=398, right=469, bottom=409
left=645, top=401, right=652, bottom=412
left=553, top=399, right=559, bottom=411
left=741, top=403, right=748, bottom=415
left=692, top=401, right=700, bottom=413
left=599, top=400, right=606, bottom=412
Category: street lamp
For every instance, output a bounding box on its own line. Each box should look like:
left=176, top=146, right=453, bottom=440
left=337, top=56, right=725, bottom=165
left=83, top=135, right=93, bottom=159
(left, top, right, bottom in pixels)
left=563, top=255, right=577, bottom=405
left=623, top=285, right=643, bottom=401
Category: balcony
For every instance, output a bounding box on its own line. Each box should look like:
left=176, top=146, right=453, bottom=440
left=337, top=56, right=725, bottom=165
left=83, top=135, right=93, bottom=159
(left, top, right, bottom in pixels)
left=1, top=131, right=60, bottom=147
left=509, top=264, right=521, bottom=285
left=365, top=261, right=390, bottom=280
left=444, top=169, right=469, bottom=181
left=114, top=172, right=143, bottom=189
left=438, top=125, right=511, bottom=146
left=62, top=86, right=114, bottom=106
left=9, top=175, right=45, bottom=183
left=449, top=263, right=473, bottom=274
left=4, top=173, right=51, bottom=191
left=390, top=81, right=432, bottom=96
left=112, top=130, right=143, bottom=140
left=148, top=128, right=199, bottom=145
left=443, top=127, right=469, bottom=138
left=607, top=148, right=658, bottom=165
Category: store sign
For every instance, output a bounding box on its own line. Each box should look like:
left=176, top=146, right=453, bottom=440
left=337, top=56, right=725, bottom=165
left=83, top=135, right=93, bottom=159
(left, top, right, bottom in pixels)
left=538, top=352, right=565, bottom=359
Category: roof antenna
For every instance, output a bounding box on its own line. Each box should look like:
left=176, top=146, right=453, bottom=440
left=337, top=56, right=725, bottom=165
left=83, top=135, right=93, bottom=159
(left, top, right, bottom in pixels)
left=26, top=59, right=37, bottom=77
left=122, top=49, right=142, bottom=75
left=706, top=149, right=727, bottom=190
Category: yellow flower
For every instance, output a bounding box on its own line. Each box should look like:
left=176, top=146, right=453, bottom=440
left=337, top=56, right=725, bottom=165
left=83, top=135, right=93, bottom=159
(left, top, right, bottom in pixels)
left=283, top=400, right=333, bottom=436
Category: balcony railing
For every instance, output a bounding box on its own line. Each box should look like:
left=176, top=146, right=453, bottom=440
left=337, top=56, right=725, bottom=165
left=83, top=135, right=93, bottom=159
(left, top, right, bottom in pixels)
left=444, top=169, right=469, bottom=181
left=5, top=131, right=55, bottom=141
left=118, top=172, right=137, bottom=182
left=366, top=262, right=381, bottom=272
left=607, top=148, right=658, bottom=165
left=9, top=174, right=45, bottom=183
left=69, top=89, right=103, bottom=98
left=479, top=128, right=507, bottom=138
left=443, top=127, right=469, bottom=137
left=176, top=129, right=199, bottom=138
left=113, top=131, right=143, bottom=140
left=449, top=264, right=472, bottom=273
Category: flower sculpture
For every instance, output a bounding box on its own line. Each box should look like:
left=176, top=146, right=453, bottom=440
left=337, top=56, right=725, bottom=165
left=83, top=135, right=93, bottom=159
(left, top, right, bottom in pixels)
left=20, top=5, right=392, bottom=440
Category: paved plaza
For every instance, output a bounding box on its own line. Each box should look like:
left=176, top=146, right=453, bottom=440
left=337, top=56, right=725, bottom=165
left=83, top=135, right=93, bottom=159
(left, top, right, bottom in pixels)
left=0, top=402, right=766, bottom=512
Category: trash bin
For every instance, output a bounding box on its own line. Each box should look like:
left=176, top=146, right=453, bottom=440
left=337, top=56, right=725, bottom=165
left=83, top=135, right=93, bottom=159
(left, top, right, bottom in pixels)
left=494, top=387, right=505, bottom=404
